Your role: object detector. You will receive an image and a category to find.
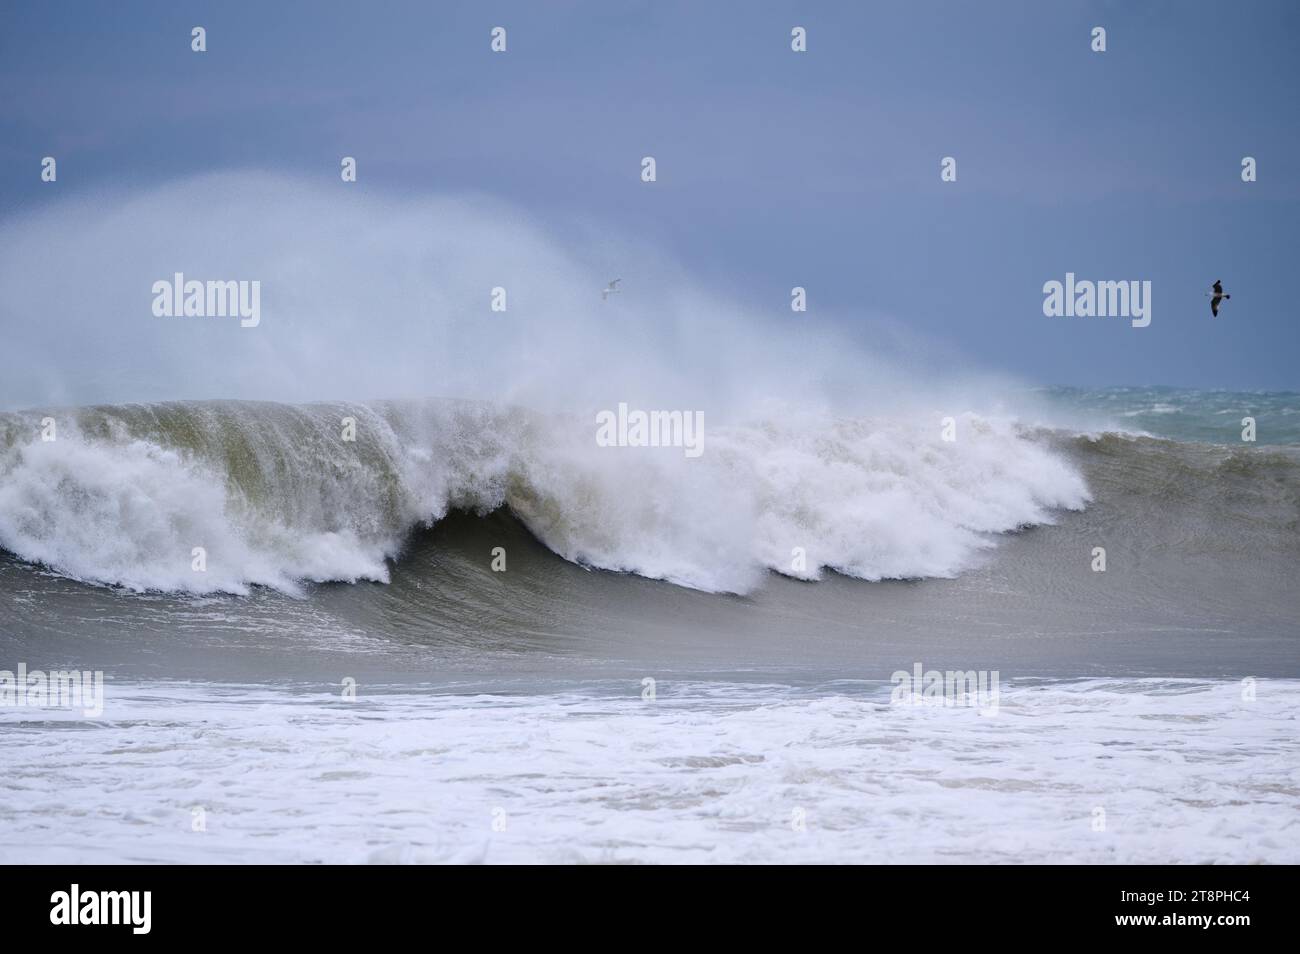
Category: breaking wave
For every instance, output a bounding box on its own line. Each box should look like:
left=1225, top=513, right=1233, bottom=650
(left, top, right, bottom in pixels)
left=0, top=399, right=1090, bottom=595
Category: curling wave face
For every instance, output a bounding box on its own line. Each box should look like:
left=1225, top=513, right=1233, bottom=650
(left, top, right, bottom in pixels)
left=0, top=399, right=1090, bottom=595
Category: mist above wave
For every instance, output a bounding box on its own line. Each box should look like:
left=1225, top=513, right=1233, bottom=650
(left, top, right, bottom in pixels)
left=0, top=171, right=1004, bottom=418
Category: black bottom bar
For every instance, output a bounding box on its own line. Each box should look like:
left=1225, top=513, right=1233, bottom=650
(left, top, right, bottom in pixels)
left=4, top=865, right=1284, bottom=940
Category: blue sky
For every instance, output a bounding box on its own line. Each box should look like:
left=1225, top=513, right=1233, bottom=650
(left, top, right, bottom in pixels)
left=2, top=0, right=1298, bottom=390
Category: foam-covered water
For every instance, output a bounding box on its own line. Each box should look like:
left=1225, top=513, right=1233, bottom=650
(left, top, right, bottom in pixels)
left=2, top=678, right=1295, bottom=864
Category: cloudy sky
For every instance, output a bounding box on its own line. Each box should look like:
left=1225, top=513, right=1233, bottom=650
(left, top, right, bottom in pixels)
left=1, top=0, right=1297, bottom=392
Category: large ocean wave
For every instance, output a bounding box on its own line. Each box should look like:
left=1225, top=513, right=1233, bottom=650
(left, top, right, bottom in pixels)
left=0, top=399, right=1091, bottom=595
left=2, top=178, right=1295, bottom=598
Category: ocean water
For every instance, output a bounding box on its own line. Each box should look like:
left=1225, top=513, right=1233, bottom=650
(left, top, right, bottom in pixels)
left=1, top=387, right=1297, bottom=863
left=3, top=679, right=1296, bottom=865
left=1035, top=386, right=1300, bottom=445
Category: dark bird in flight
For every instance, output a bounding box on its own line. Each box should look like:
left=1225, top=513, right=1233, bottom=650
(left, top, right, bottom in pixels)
left=1209, top=280, right=1231, bottom=317
left=602, top=278, right=622, bottom=301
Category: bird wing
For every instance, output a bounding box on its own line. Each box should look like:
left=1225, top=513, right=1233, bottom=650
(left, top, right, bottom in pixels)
left=1211, top=297, right=1220, bottom=317
left=1212, top=281, right=1223, bottom=294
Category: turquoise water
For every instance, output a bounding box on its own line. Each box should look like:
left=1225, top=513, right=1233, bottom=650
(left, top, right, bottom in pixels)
left=1040, top=386, right=1300, bottom=445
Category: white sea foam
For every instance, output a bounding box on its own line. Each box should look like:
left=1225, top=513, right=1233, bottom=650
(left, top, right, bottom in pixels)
left=0, top=426, right=391, bottom=594
left=2, top=678, right=1294, bottom=864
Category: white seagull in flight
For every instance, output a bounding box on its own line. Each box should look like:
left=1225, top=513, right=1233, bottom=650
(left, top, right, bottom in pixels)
left=602, top=278, right=622, bottom=301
